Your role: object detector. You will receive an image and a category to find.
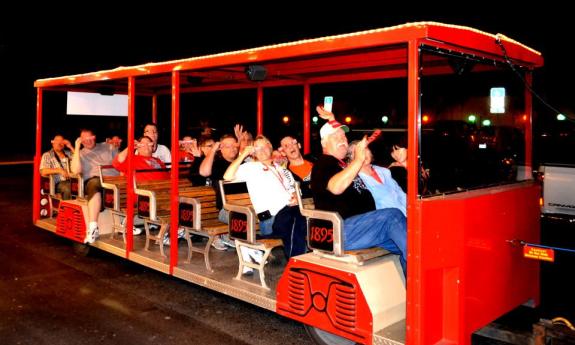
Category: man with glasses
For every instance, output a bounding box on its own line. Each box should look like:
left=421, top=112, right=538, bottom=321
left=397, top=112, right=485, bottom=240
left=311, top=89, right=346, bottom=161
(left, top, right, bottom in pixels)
left=199, top=134, right=239, bottom=250
left=40, top=134, right=75, bottom=200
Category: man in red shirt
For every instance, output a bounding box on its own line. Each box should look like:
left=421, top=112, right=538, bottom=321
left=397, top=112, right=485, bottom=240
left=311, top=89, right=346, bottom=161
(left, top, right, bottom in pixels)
left=113, top=136, right=169, bottom=181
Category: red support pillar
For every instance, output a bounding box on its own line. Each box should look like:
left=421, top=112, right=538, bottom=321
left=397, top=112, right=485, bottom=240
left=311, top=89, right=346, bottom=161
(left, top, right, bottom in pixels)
left=257, top=86, right=263, bottom=135
left=406, top=39, right=422, bottom=345
left=152, top=95, right=158, bottom=124
left=170, top=70, right=181, bottom=272
left=33, top=88, right=43, bottom=223
left=125, top=77, right=136, bottom=256
left=525, top=71, right=533, bottom=175
left=303, top=83, right=310, bottom=154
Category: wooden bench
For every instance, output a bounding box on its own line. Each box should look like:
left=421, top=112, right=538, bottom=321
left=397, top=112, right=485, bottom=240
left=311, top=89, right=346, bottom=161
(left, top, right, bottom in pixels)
left=294, top=183, right=389, bottom=265
left=135, top=178, right=195, bottom=257
left=219, top=181, right=283, bottom=290
left=178, top=187, right=229, bottom=272
left=99, top=165, right=128, bottom=240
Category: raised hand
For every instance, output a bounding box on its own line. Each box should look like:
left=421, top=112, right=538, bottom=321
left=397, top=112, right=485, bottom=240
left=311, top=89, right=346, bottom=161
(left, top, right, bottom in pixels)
left=315, top=105, right=335, bottom=121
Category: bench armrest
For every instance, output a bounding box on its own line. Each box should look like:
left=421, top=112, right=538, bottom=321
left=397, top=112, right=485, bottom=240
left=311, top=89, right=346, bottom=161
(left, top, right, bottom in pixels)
left=134, top=188, right=158, bottom=221
left=178, top=196, right=202, bottom=230
left=295, top=183, right=344, bottom=256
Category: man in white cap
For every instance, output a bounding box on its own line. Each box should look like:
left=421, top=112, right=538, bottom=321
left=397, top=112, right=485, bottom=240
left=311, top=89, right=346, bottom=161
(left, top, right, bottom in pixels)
left=311, top=106, right=407, bottom=276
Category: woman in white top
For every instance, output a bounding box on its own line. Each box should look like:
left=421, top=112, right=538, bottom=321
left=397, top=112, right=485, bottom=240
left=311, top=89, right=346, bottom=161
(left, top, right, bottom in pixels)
left=224, top=135, right=307, bottom=259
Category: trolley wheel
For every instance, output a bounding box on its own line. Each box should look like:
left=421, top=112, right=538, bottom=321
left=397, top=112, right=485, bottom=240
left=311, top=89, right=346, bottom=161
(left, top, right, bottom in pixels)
left=72, top=242, right=91, bottom=257
left=304, top=325, right=357, bottom=345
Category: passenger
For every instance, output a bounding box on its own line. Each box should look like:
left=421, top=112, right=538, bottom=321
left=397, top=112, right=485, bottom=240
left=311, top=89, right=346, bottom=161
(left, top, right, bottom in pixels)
left=311, top=106, right=407, bottom=275
left=188, top=136, right=215, bottom=186
left=199, top=134, right=239, bottom=250
left=113, top=136, right=170, bottom=182
left=348, top=141, right=406, bottom=217
left=40, top=135, right=75, bottom=200
left=388, top=144, right=430, bottom=194
left=106, top=135, right=123, bottom=150
left=279, top=136, right=314, bottom=198
left=234, top=124, right=254, bottom=157
left=223, top=135, right=307, bottom=259
left=142, top=123, right=171, bottom=163
left=71, top=129, right=119, bottom=243
left=179, top=136, right=200, bottom=163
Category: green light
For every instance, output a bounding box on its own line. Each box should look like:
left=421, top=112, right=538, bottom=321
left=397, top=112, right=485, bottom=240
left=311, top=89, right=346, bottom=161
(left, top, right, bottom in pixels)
left=312, top=116, right=319, bottom=124
left=467, top=114, right=477, bottom=123
left=482, top=119, right=491, bottom=126
left=557, top=114, right=567, bottom=121
left=381, top=116, right=389, bottom=124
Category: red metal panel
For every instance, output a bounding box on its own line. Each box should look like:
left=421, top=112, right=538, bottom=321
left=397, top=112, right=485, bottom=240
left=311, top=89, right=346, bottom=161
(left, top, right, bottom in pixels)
left=56, top=202, right=87, bottom=243
left=276, top=260, right=373, bottom=345
left=416, top=183, right=540, bottom=344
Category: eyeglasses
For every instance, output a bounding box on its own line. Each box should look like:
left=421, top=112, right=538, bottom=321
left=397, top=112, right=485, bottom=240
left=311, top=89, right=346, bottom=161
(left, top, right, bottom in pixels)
left=220, top=144, right=238, bottom=149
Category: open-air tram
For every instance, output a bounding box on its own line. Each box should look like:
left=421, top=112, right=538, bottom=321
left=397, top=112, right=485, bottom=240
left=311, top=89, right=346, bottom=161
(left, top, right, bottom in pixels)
left=33, top=22, right=543, bottom=344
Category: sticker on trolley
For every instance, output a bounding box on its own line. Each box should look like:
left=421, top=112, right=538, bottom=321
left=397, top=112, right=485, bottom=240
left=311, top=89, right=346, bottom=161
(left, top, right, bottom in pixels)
left=137, top=196, right=150, bottom=218
left=229, top=211, right=248, bottom=240
left=523, top=245, right=555, bottom=262
left=103, top=189, right=115, bottom=209
left=307, top=218, right=334, bottom=252
left=179, top=203, right=194, bottom=228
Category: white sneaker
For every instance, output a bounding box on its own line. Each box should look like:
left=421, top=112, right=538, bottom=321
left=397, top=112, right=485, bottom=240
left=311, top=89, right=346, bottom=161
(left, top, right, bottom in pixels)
left=211, top=237, right=227, bottom=251
left=242, top=266, right=254, bottom=275
left=132, top=226, right=143, bottom=235
left=162, top=234, right=170, bottom=246
left=248, top=249, right=264, bottom=265
left=220, top=234, right=235, bottom=248
left=85, top=226, right=99, bottom=244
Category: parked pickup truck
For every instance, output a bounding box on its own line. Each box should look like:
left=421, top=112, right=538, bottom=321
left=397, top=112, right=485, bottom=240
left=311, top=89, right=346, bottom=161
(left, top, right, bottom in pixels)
left=539, top=164, right=575, bottom=219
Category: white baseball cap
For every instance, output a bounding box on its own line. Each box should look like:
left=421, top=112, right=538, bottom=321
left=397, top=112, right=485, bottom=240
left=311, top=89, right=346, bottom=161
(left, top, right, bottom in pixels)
left=320, top=120, right=349, bottom=139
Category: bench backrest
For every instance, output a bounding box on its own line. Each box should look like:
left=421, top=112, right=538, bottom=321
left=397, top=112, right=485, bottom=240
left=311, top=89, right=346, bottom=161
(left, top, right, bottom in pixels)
left=99, top=165, right=127, bottom=211
left=178, top=186, right=219, bottom=229
left=135, top=178, right=194, bottom=221
left=219, top=180, right=258, bottom=243
left=295, top=183, right=344, bottom=256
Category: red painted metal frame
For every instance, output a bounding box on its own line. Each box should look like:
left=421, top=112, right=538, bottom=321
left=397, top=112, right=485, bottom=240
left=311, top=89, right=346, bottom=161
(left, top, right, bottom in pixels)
left=125, top=77, right=136, bottom=255
left=406, top=39, right=422, bottom=345
left=170, top=71, right=181, bottom=271
left=33, top=88, right=43, bottom=223
left=257, top=86, right=263, bottom=135
left=303, top=83, right=310, bottom=154
left=413, top=183, right=540, bottom=344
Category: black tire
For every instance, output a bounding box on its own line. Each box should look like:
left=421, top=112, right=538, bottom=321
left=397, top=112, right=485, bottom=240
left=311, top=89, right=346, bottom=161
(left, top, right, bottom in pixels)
left=72, top=242, right=91, bottom=257
left=304, top=325, right=357, bottom=345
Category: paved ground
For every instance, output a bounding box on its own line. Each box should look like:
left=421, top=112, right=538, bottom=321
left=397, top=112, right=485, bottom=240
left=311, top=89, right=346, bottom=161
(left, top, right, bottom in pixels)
left=0, top=166, right=313, bottom=345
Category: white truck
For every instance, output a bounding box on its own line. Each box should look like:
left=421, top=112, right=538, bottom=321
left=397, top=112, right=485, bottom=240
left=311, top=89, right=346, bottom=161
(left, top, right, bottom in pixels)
left=539, top=164, right=575, bottom=220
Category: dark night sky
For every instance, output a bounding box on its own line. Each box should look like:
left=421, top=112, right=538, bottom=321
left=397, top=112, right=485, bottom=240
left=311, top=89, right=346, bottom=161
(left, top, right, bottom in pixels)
left=1, top=6, right=573, bottom=159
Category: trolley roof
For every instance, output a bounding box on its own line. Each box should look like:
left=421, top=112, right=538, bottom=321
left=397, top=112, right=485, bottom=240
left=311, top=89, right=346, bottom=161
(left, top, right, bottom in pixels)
left=34, top=21, right=543, bottom=95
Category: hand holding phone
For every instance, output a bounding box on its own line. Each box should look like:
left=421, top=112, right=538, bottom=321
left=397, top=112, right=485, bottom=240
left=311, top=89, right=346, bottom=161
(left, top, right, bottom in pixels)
left=323, top=96, right=333, bottom=113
